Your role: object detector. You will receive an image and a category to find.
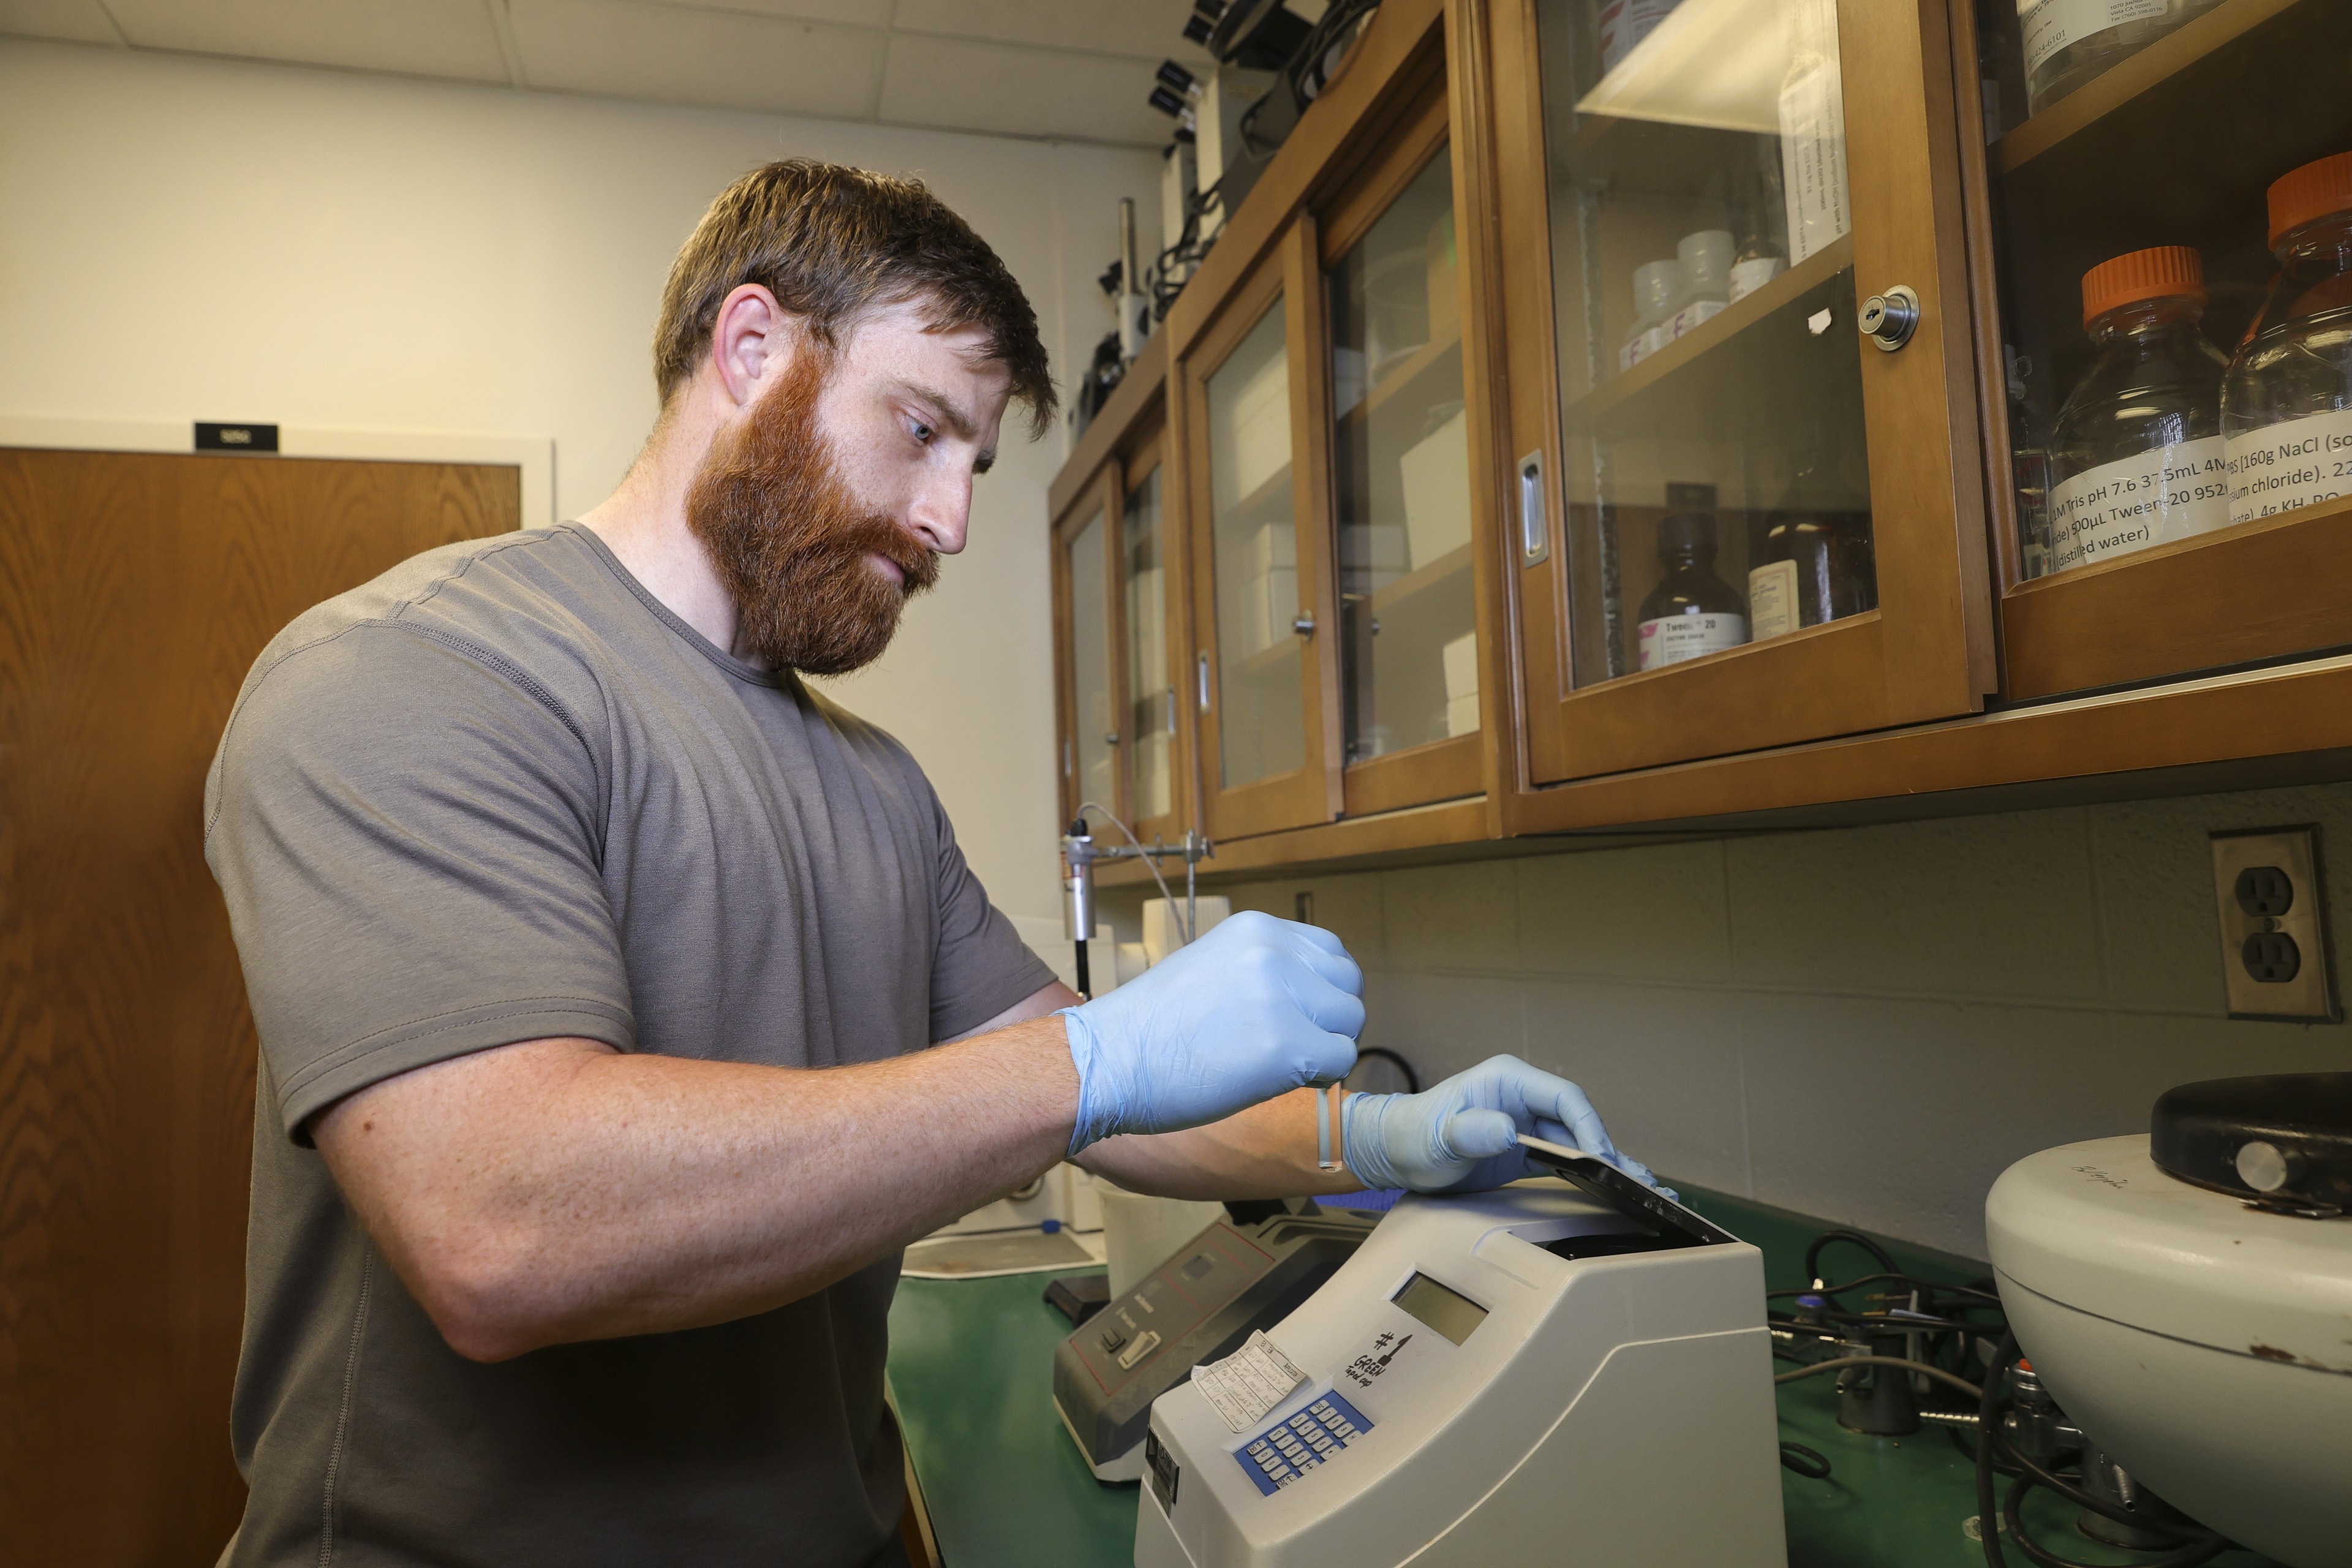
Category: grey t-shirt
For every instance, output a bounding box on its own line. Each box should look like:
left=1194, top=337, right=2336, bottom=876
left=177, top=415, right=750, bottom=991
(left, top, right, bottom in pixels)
left=203, top=523, right=1053, bottom=1568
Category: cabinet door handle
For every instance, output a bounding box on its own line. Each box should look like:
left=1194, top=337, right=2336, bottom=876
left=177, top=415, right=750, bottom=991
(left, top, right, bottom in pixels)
left=1197, top=652, right=1211, bottom=710
left=1518, top=450, right=1548, bottom=566
left=1292, top=613, right=1316, bottom=638
left=1859, top=285, right=1920, bottom=352
left=1104, top=731, right=1120, bottom=747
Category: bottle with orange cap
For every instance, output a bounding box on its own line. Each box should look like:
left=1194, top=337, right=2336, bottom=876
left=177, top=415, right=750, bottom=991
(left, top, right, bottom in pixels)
left=2043, top=246, right=2230, bottom=576
left=2222, top=151, right=2352, bottom=527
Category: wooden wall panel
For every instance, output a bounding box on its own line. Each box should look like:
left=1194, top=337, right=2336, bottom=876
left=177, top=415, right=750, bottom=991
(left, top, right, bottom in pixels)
left=0, top=449, right=518, bottom=1566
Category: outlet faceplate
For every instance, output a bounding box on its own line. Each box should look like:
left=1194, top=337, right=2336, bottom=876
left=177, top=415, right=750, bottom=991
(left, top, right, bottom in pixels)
left=2210, top=827, right=2339, bottom=1022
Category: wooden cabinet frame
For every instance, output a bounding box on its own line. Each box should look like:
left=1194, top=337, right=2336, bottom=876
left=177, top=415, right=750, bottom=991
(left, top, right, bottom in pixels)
left=1049, top=339, right=1194, bottom=846
left=1049, top=461, right=1122, bottom=831
left=1184, top=221, right=1345, bottom=840
left=1115, top=423, right=1190, bottom=849
left=1950, top=0, right=2352, bottom=702
left=1315, top=80, right=1493, bottom=819
left=1485, top=0, right=1995, bottom=795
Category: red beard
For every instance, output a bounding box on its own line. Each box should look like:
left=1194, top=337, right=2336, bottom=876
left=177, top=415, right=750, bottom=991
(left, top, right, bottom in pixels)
left=684, top=349, right=940, bottom=676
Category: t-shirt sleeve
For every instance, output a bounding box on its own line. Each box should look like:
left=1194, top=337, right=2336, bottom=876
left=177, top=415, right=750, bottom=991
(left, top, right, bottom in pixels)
left=205, top=624, right=635, bottom=1142
left=924, top=785, right=1057, bottom=1042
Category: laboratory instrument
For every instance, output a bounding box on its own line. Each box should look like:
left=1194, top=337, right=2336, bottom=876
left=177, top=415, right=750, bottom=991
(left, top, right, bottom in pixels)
left=1061, top=812, right=1213, bottom=998
left=2223, top=151, right=2352, bottom=527
left=1985, top=1072, right=2352, bottom=1568
left=2044, top=246, right=2228, bottom=576
left=1136, top=1139, right=1783, bottom=1568
left=1055, top=1200, right=1380, bottom=1482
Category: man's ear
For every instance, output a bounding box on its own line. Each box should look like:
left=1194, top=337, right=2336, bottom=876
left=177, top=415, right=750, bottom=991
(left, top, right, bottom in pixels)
left=707, top=284, right=799, bottom=409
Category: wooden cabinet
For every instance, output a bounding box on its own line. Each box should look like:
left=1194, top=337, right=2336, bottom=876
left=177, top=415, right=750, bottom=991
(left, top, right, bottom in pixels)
left=1964, top=0, right=2352, bottom=700
left=1047, top=0, right=2352, bottom=883
left=1491, top=0, right=1991, bottom=783
left=1050, top=334, right=1194, bottom=846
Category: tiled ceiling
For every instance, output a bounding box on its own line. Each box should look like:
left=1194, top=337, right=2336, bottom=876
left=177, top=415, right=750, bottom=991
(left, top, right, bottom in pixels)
left=1, top=0, right=1216, bottom=146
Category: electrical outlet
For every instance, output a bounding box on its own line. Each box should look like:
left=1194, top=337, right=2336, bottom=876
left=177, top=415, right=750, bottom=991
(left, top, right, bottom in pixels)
left=2210, top=827, right=2339, bottom=1022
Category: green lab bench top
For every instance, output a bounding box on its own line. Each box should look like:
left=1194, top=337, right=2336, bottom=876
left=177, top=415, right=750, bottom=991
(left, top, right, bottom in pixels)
left=886, top=1188, right=2280, bottom=1568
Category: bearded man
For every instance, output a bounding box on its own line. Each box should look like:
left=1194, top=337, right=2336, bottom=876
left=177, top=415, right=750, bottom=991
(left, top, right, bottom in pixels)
left=203, top=160, right=1656, bottom=1568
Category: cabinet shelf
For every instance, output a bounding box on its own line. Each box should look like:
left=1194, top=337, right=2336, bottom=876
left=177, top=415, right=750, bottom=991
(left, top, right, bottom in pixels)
left=1228, top=633, right=1305, bottom=679
left=1992, top=0, right=2309, bottom=176
left=1368, top=541, right=1472, bottom=613
left=1340, top=325, right=1463, bottom=424
left=1566, top=235, right=1853, bottom=434
left=1218, top=462, right=1295, bottom=525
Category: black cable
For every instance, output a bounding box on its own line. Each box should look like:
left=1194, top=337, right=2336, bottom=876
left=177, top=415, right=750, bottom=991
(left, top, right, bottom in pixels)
left=1977, top=1328, right=2015, bottom=1568
left=2000, top=1474, right=2230, bottom=1568
left=1973, top=1331, right=2231, bottom=1568
left=1352, top=1046, right=1419, bottom=1093
left=1804, top=1229, right=1899, bottom=1285
left=1778, top=1441, right=1831, bottom=1480
left=1771, top=1271, right=2006, bottom=1306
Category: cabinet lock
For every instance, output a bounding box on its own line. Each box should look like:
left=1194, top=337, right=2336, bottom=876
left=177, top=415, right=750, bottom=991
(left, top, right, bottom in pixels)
left=1292, top=613, right=1316, bottom=638
left=1858, top=285, right=1920, bottom=352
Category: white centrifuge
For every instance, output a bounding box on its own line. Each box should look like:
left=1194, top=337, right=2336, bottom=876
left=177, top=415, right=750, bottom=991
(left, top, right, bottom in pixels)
left=1986, top=1073, right=2352, bottom=1568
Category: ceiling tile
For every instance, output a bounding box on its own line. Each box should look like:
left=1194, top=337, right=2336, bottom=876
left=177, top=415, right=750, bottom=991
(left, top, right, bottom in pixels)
left=878, top=31, right=1169, bottom=146
left=627, top=0, right=891, bottom=25
left=889, top=0, right=1204, bottom=61
left=102, top=0, right=509, bottom=81
left=0, top=0, right=126, bottom=45
left=511, top=0, right=884, bottom=120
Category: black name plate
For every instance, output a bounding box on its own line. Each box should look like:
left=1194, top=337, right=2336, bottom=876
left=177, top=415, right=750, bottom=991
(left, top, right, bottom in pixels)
left=195, top=421, right=279, bottom=453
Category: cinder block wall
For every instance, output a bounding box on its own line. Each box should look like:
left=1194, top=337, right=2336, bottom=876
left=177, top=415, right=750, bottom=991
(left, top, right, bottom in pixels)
left=1207, top=782, right=2352, bottom=1259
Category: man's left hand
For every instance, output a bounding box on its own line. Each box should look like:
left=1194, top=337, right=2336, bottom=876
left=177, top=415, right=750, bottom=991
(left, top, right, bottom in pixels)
left=1341, top=1055, right=1672, bottom=1196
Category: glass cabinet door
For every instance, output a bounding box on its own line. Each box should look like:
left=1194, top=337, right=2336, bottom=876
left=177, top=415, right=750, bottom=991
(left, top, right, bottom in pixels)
left=1121, top=451, right=1180, bottom=835
left=1324, top=91, right=1486, bottom=815
left=1493, top=0, right=1990, bottom=784
left=1968, top=0, right=2352, bottom=700
left=1054, top=477, right=1121, bottom=826
left=1189, top=222, right=1339, bottom=838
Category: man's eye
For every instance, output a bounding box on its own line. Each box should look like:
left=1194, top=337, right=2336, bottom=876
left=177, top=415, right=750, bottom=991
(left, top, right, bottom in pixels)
left=908, top=419, right=933, bottom=444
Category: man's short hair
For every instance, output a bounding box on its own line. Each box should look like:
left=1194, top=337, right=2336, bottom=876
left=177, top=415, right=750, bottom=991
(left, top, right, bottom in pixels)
left=654, top=159, right=1057, bottom=435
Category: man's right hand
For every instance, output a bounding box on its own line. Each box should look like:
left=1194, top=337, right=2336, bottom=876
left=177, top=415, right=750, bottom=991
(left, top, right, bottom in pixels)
left=1060, top=911, right=1362, bottom=1153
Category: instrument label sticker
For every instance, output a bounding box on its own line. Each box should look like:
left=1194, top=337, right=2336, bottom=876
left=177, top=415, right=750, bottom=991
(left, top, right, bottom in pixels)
left=1191, top=1330, right=1307, bottom=1433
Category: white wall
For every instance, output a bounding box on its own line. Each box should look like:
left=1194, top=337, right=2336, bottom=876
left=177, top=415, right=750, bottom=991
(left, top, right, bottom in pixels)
left=0, top=38, right=1159, bottom=922
left=1196, top=780, right=2352, bottom=1260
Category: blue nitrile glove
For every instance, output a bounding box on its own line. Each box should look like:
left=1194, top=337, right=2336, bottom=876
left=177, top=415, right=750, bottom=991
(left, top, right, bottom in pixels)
left=1341, top=1055, right=1673, bottom=1197
left=1061, top=911, right=1363, bottom=1154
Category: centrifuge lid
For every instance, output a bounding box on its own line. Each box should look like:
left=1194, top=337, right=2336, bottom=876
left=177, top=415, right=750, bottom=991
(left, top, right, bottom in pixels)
left=1985, top=1135, right=2352, bottom=1375
left=2150, top=1072, right=2352, bottom=1208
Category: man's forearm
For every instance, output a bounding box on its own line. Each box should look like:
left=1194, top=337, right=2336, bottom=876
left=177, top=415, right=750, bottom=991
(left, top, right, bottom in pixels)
left=316, top=1018, right=1077, bottom=1361
left=1078, top=1087, right=1365, bottom=1200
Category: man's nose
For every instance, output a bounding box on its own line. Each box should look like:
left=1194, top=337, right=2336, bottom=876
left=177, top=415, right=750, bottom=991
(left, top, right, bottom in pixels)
left=905, top=471, right=971, bottom=556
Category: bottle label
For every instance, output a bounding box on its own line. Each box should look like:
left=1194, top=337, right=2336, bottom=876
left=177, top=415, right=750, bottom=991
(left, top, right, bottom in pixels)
left=2224, top=409, right=2352, bottom=525
left=2044, top=435, right=2228, bottom=574
left=1728, top=257, right=1784, bottom=303
left=1619, top=324, right=1670, bottom=372
left=1748, top=559, right=1800, bottom=640
left=2018, top=0, right=2169, bottom=79
left=1670, top=299, right=1725, bottom=339
left=1637, top=612, right=1747, bottom=671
